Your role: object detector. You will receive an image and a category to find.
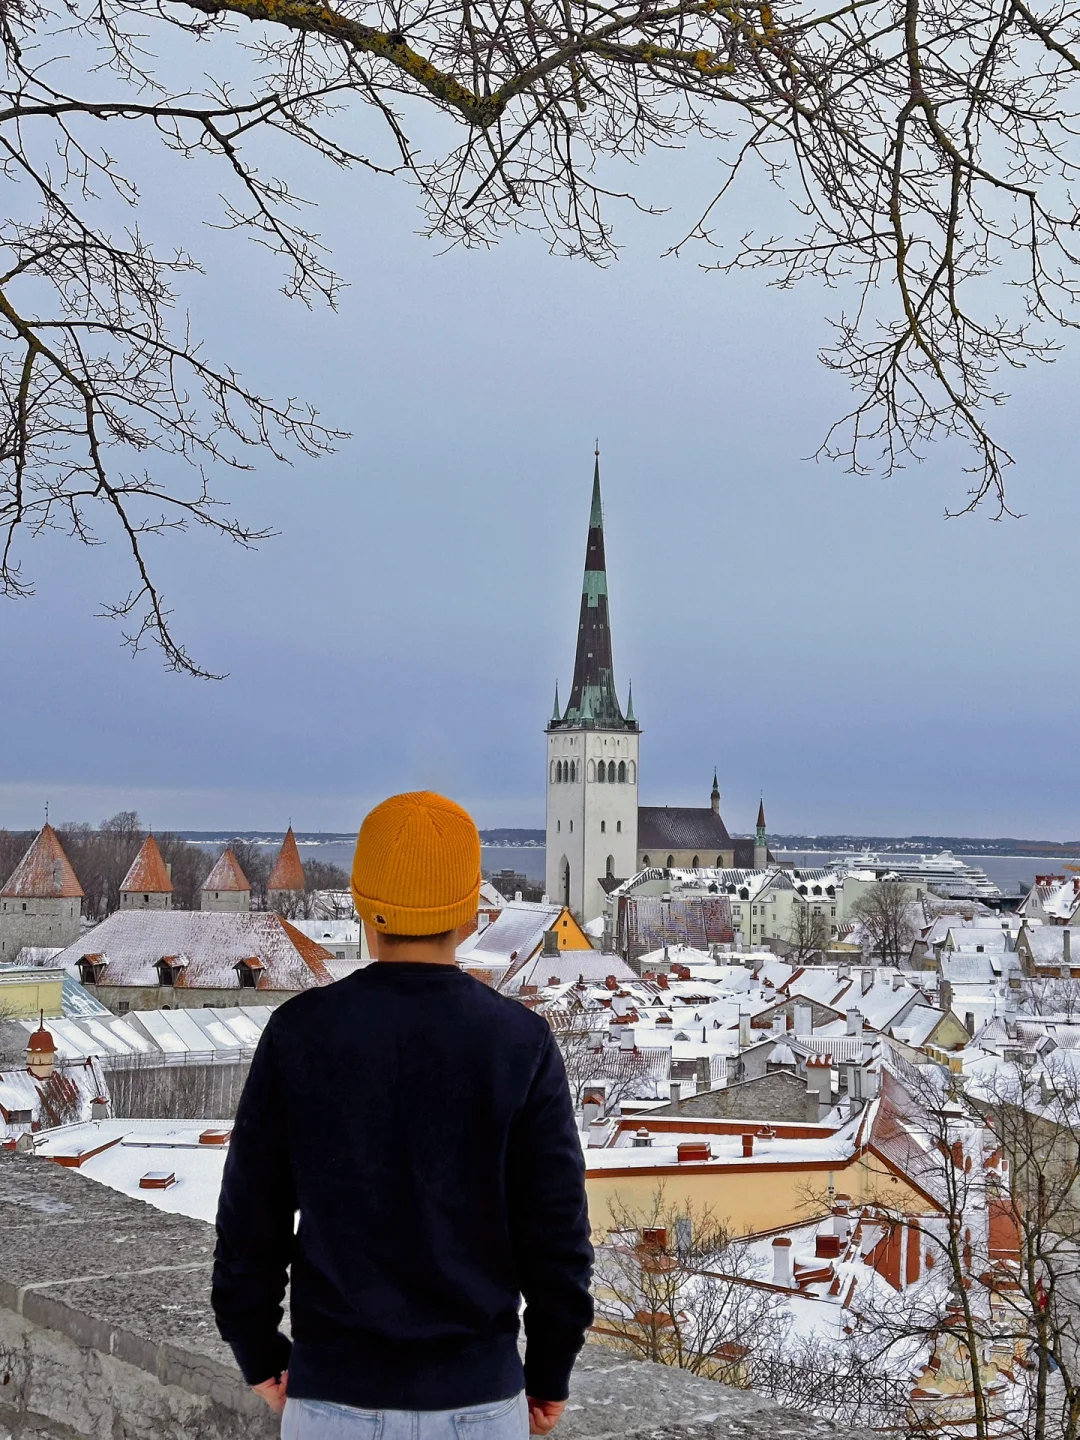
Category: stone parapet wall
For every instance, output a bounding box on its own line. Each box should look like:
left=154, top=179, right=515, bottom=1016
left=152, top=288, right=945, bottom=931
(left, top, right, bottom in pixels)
left=0, top=1153, right=874, bottom=1440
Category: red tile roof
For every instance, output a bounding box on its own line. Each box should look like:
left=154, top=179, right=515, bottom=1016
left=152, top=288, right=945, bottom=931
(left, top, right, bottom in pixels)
left=1, top=825, right=84, bottom=900
left=268, top=827, right=306, bottom=892
left=120, top=835, right=173, bottom=895
left=202, top=848, right=250, bottom=893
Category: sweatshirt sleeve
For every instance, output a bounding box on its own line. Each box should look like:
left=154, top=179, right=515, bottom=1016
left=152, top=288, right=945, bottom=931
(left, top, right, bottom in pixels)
left=505, top=1026, right=594, bottom=1402
left=211, top=1022, right=296, bottom=1386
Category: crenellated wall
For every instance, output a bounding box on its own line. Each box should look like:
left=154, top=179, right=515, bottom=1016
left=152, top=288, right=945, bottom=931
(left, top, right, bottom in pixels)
left=0, top=1152, right=874, bottom=1440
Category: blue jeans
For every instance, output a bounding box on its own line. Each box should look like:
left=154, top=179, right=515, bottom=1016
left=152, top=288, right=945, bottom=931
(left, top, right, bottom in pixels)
left=281, top=1391, right=529, bottom=1440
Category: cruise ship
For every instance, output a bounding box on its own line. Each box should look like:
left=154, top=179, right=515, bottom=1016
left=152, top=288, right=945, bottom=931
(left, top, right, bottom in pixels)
left=837, top=851, right=1003, bottom=902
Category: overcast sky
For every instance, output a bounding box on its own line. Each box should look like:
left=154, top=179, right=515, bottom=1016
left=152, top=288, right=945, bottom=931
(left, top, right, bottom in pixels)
left=3, top=96, right=1078, bottom=841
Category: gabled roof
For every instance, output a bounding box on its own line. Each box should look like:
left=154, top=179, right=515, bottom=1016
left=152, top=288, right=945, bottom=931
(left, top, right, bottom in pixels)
left=51, top=910, right=331, bottom=990
left=268, top=827, right=306, bottom=892
left=120, top=836, right=173, bottom=895
left=1, top=825, right=84, bottom=900
left=202, top=848, right=250, bottom=893
left=638, top=806, right=733, bottom=851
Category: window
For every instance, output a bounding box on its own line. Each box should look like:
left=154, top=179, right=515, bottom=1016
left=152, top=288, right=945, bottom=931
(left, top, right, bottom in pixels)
left=618, top=760, right=627, bottom=783
left=550, top=761, right=556, bottom=783
left=606, top=855, right=615, bottom=878
left=692, top=856, right=700, bottom=868
left=569, top=821, right=573, bottom=832
left=608, top=760, right=617, bottom=782
left=617, top=821, right=622, bottom=833
left=716, top=856, right=723, bottom=867
left=557, top=820, right=561, bottom=833
left=555, top=760, right=562, bottom=783
left=642, top=855, right=650, bottom=865
left=587, top=759, right=596, bottom=782
left=143, top=894, right=149, bottom=903
left=597, top=762, right=606, bottom=783
left=628, top=761, right=637, bottom=783
left=117, top=1001, right=130, bottom=1014
left=667, top=855, right=675, bottom=867
left=601, top=821, right=606, bottom=833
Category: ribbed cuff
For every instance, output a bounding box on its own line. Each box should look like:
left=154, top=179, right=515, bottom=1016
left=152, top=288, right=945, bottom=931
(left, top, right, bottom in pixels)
left=228, top=1330, right=292, bottom=1387
left=523, top=1341, right=580, bottom=1403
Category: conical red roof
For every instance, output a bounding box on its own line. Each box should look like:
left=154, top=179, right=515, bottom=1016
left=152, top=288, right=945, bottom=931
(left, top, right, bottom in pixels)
left=268, top=827, right=306, bottom=892
left=202, top=847, right=250, bottom=893
left=120, top=835, right=173, bottom=894
left=1, top=824, right=84, bottom=899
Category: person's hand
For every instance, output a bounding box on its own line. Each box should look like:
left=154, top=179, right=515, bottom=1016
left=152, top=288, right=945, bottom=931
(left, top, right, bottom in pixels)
left=252, top=1371, right=288, bottom=1414
left=527, top=1398, right=566, bottom=1435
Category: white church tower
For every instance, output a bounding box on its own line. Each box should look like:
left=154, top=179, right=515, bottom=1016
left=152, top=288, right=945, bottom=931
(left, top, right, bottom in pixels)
left=546, top=455, right=639, bottom=922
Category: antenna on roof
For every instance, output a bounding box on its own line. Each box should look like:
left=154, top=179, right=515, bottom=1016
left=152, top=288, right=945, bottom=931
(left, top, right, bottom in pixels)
left=44, top=800, right=49, bottom=824
left=594, top=437, right=600, bottom=458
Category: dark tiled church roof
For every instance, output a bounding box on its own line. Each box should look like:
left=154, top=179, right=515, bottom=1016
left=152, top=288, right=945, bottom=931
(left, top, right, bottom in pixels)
left=637, top=806, right=733, bottom=851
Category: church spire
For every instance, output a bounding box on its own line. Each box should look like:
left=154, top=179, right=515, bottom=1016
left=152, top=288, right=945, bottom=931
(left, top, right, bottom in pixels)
left=559, top=451, right=631, bottom=730
left=551, top=681, right=562, bottom=724
left=711, top=769, right=721, bottom=816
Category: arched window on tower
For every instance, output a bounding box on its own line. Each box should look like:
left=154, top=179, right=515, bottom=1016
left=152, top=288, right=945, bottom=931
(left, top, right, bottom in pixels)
left=628, top=761, right=637, bottom=783
left=606, top=855, right=615, bottom=878
left=607, top=760, right=617, bottom=782
left=597, top=761, right=606, bottom=783
left=569, top=760, right=577, bottom=782
left=550, top=761, right=556, bottom=784
left=618, top=760, right=627, bottom=783
left=601, top=821, right=606, bottom=833
left=617, top=821, right=622, bottom=833
left=692, top=856, right=700, bottom=868
left=555, top=760, right=563, bottom=783
left=716, top=855, right=723, bottom=867
left=667, top=855, right=675, bottom=867
left=587, top=760, right=596, bottom=782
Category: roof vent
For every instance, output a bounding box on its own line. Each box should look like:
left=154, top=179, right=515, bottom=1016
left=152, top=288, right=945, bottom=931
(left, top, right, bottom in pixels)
left=199, top=1128, right=231, bottom=1146
left=677, top=1142, right=711, bottom=1163
left=139, top=1171, right=177, bottom=1190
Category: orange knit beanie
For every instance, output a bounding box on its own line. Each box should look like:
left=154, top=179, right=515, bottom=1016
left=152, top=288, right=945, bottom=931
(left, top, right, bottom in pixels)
left=351, top=791, right=481, bottom=936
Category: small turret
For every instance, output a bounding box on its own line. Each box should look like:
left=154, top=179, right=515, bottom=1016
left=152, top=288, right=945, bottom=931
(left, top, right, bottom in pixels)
left=120, top=834, right=173, bottom=910
left=711, top=769, right=721, bottom=816
left=754, top=797, right=768, bottom=870
left=26, top=1011, right=56, bottom=1081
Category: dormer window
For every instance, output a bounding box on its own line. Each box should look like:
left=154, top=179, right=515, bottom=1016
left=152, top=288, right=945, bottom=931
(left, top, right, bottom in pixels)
left=77, top=954, right=108, bottom=985
left=235, top=957, right=265, bottom=989
left=155, top=956, right=186, bottom=987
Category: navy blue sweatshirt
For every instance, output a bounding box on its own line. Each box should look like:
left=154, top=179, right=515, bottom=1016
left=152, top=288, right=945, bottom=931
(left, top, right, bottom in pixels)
left=212, top=962, right=594, bottom=1410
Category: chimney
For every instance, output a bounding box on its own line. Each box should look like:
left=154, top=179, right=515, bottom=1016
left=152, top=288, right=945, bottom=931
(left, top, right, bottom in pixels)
left=861, top=970, right=873, bottom=995
left=657, top=973, right=669, bottom=990
left=739, top=1013, right=751, bottom=1048
left=832, top=1195, right=852, bottom=1241
left=696, top=1056, right=711, bottom=1091
left=816, top=1232, right=842, bottom=1259
left=587, top=1120, right=609, bottom=1147
left=1065, top=930, right=1072, bottom=964
left=632, top=1128, right=651, bottom=1148
left=965, top=1012, right=975, bottom=1035
left=772, top=1237, right=794, bottom=1287
left=741, top=1133, right=754, bottom=1158
left=619, top=1029, right=636, bottom=1052
left=794, top=1003, right=812, bottom=1036
left=846, top=1009, right=862, bottom=1036
left=543, top=929, right=560, bottom=957
left=892, top=973, right=904, bottom=991
left=515, top=890, right=523, bottom=902
left=669, top=1082, right=682, bottom=1108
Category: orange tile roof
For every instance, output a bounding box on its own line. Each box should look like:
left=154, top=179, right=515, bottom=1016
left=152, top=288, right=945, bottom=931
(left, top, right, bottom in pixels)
left=1, top=824, right=84, bottom=899
left=268, top=826, right=306, bottom=892
left=202, top=847, right=250, bottom=893
left=120, top=835, right=173, bottom=894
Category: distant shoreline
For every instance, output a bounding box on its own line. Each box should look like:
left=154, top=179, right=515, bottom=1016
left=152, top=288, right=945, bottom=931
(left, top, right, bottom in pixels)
left=173, top=829, right=1080, bottom=859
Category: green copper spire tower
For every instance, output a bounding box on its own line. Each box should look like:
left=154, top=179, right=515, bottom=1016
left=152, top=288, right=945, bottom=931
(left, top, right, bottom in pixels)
left=557, top=452, right=634, bottom=730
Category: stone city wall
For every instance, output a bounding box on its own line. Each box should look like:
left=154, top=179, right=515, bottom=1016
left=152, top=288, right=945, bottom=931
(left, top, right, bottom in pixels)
left=0, top=1153, right=874, bottom=1440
